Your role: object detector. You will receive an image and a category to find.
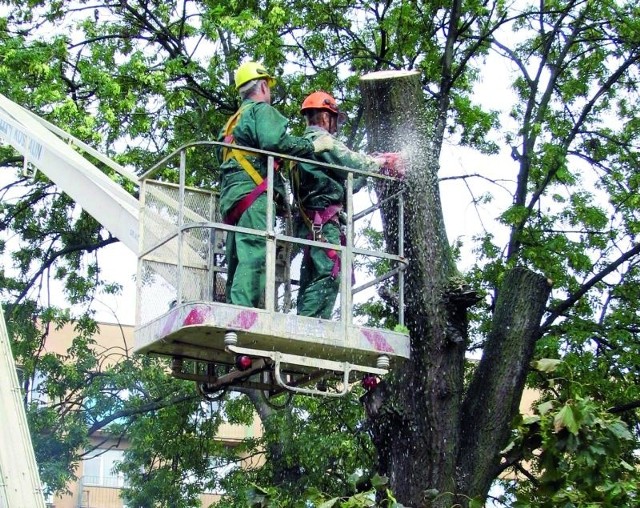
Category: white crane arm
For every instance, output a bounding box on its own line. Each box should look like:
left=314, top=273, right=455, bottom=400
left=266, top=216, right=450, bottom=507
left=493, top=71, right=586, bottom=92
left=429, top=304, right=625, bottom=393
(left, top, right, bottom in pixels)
left=0, top=93, right=140, bottom=254
left=0, top=308, right=47, bottom=508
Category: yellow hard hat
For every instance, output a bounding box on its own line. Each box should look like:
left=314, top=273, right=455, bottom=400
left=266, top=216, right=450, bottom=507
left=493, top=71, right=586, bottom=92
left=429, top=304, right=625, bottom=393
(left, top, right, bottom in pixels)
left=234, top=61, right=276, bottom=89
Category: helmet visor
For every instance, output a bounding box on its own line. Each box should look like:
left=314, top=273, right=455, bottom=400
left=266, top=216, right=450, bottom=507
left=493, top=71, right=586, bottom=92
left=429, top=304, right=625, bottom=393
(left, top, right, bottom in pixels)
left=255, top=66, right=276, bottom=88
left=321, top=98, right=347, bottom=125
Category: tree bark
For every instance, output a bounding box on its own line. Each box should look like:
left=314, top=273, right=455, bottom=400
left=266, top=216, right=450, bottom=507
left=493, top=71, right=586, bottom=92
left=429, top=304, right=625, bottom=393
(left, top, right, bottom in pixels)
left=360, top=70, right=464, bottom=507
left=457, top=267, right=551, bottom=500
left=359, top=71, right=552, bottom=507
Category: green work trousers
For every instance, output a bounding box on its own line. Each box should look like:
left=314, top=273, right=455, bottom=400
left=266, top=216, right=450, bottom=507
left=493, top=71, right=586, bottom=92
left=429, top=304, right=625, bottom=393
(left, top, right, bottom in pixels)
left=225, top=193, right=274, bottom=307
left=297, top=220, right=341, bottom=319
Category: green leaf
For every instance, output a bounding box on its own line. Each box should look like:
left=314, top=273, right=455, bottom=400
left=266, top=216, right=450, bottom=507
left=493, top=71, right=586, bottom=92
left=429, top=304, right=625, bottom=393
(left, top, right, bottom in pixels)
left=537, top=401, right=554, bottom=415
left=371, top=473, right=388, bottom=490
left=500, top=440, right=515, bottom=454
left=608, top=421, right=633, bottom=441
left=531, top=358, right=562, bottom=373
left=394, top=324, right=409, bottom=334
left=619, top=460, right=634, bottom=472
left=317, top=498, right=340, bottom=508
left=554, top=404, right=579, bottom=435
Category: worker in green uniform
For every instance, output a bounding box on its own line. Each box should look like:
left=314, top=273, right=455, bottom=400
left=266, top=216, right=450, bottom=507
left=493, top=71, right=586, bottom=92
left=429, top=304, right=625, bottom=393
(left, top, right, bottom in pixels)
left=218, top=62, right=334, bottom=308
left=293, top=91, right=405, bottom=319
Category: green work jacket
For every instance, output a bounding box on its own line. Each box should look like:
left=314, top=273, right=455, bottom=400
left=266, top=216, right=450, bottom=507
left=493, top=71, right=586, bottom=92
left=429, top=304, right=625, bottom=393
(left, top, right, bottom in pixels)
left=217, top=99, right=315, bottom=218
left=295, top=126, right=379, bottom=211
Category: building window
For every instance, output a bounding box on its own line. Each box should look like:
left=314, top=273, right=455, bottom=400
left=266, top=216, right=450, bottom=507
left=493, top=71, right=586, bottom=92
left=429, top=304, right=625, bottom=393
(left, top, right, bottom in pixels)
left=23, top=369, right=49, bottom=406
left=82, top=449, right=125, bottom=488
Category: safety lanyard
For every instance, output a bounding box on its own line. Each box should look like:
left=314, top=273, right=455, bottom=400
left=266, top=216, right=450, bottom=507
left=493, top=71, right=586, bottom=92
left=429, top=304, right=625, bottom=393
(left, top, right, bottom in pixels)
left=290, top=162, right=314, bottom=232
left=291, top=161, right=343, bottom=240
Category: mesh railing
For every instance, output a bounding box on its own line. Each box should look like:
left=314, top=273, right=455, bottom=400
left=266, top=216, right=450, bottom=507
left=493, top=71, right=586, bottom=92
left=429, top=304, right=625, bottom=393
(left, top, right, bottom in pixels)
left=138, top=181, right=217, bottom=324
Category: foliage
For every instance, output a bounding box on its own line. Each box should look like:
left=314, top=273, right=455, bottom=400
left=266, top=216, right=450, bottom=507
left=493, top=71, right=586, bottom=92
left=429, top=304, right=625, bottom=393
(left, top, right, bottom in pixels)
left=241, top=473, right=405, bottom=507
left=216, top=390, right=377, bottom=507
left=1, top=0, right=640, bottom=506
left=499, top=359, right=640, bottom=507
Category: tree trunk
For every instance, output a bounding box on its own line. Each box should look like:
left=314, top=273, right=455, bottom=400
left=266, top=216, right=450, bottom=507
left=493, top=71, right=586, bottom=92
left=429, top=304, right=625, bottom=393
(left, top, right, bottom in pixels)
left=456, top=267, right=551, bottom=501
left=360, top=70, right=464, bottom=507
left=245, top=391, right=304, bottom=488
left=359, top=71, right=552, bottom=507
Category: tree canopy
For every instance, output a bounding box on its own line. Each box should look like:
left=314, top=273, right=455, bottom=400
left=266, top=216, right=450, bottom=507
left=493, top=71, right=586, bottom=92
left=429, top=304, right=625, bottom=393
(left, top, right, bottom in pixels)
left=1, top=0, right=640, bottom=506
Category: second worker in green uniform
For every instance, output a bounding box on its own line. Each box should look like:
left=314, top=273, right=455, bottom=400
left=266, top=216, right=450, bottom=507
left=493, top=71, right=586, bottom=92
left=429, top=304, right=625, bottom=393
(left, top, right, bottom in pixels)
left=293, top=91, right=405, bottom=319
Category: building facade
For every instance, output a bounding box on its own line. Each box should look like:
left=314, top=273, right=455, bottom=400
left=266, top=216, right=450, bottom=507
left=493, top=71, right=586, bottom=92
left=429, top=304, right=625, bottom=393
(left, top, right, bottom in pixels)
left=39, top=322, right=262, bottom=508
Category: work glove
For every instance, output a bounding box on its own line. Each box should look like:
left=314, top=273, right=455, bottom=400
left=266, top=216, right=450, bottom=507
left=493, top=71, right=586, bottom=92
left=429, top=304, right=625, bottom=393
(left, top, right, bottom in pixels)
left=312, top=135, right=335, bottom=153
left=375, top=152, right=407, bottom=179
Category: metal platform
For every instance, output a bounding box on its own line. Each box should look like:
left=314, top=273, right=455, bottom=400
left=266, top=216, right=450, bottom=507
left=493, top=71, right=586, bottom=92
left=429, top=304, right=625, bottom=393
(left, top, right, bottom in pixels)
left=134, top=301, right=409, bottom=369
left=133, top=143, right=410, bottom=397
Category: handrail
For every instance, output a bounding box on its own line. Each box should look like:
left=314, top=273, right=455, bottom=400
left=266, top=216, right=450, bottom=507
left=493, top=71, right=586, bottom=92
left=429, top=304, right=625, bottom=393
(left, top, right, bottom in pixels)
left=137, top=139, right=407, bottom=327
left=139, top=140, right=399, bottom=184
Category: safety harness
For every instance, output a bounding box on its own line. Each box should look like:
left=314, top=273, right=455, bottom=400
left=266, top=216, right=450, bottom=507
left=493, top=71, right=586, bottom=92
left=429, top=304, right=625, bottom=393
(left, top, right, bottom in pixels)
left=221, top=104, right=268, bottom=225
left=291, top=163, right=345, bottom=279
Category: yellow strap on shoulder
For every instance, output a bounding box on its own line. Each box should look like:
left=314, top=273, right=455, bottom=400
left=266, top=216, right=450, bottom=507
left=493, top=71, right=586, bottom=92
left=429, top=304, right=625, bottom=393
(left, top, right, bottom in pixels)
left=222, top=104, right=264, bottom=185
left=231, top=148, right=264, bottom=185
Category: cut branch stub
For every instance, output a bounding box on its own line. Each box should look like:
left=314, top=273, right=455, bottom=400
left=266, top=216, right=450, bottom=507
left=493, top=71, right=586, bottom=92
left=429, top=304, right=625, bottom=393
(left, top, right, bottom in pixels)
left=359, top=69, right=456, bottom=298
left=360, top=70, right=423, bottom=153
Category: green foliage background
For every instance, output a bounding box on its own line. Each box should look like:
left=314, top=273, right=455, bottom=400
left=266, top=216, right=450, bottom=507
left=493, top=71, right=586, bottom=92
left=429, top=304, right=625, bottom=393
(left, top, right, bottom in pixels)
left=1, top=0, right=640, bottom=506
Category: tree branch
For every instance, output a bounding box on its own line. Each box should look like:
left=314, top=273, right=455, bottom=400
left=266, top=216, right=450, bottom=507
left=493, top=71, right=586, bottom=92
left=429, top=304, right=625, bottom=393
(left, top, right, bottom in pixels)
left=541, top=242, right=640, bottom=330
left=86, top=392, right=198, bottom=435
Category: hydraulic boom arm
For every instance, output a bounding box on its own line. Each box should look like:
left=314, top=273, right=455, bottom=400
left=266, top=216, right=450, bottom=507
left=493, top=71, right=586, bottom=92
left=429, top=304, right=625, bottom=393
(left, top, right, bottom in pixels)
left=0, top=93, right=140, bottom=254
